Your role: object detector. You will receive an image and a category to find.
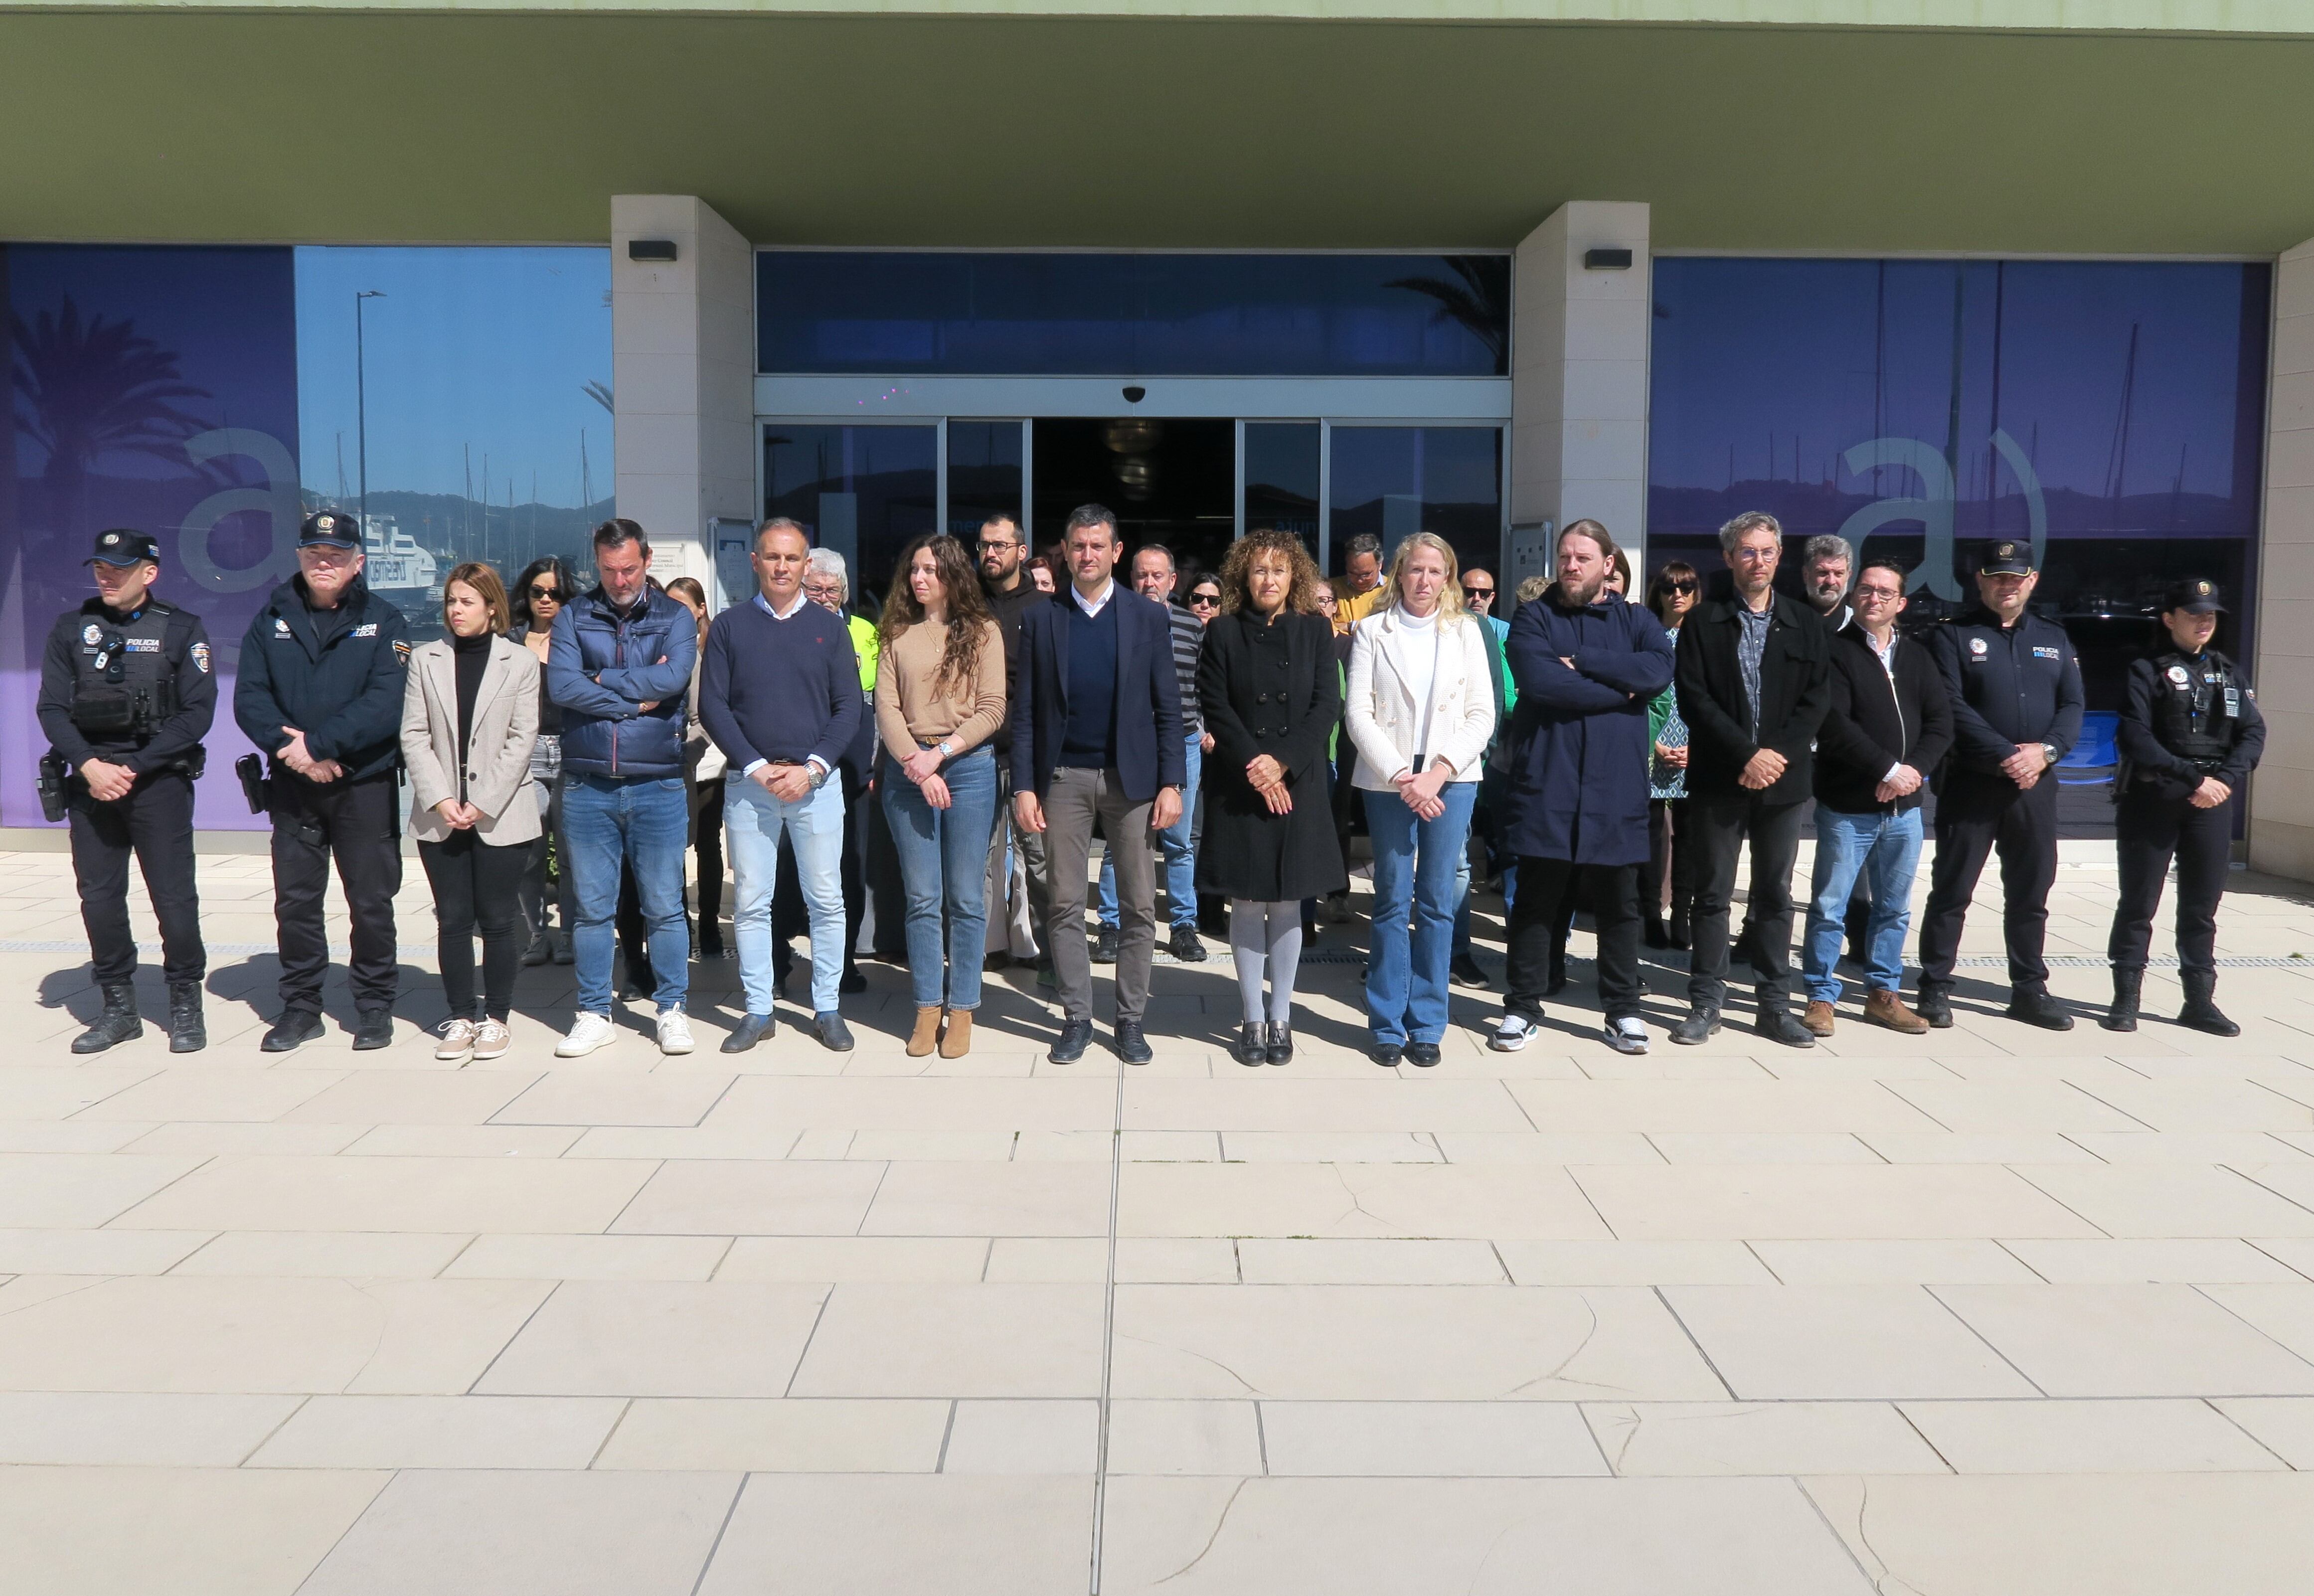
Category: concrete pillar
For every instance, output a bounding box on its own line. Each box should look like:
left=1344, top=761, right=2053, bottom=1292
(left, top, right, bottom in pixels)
left=2250, top=236, right=2314, bottom=881
left=610, top=195, right=755, bottom=589
left=1508, top=201, right=1652, bottom=591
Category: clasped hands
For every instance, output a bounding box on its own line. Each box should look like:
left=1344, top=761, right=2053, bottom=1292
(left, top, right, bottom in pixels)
left=78, top=758, right=138, bottom=803
left=277, top=727, right=343, bottom=784
left=1874, top=764, right=1925, bottom=805
left=1998, top=741, right=2052, bottom=789
left=1246, top=753, right=1292, bottom=815
left=1393, top=762, right=1451, bottom=820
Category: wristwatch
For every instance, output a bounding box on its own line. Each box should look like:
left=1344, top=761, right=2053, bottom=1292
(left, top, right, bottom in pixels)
left=806, top=763, right=830, bottom=791
left=936, top=739, right=956, bottom=761
left=2039, top=741, right=2060, bottom=767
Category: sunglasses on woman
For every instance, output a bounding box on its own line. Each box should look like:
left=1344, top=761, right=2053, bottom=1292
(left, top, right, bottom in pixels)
left=1188, top=592, right=1221, bottom=607
left=528, top=584, right=561, bottom=602
left=1664, top=579, right=1698, bottom=596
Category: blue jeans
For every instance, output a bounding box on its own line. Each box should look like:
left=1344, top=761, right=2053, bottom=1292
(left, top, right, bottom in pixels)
left=881, top=746, right=1001, bottom=1010
left=1362, top=782, right=1478, bottom=1045
left=1802, top=805, right=1925, bottom=1002
left=1099, top=734, right=1200, bottom=932
left=727, top=771, right=847, bottom=1016
left=564, top=774, right=691, bottom=1016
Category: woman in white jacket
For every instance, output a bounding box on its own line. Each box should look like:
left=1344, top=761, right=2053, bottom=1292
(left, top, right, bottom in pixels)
left=1344, top=532, right=1497, bottom=1066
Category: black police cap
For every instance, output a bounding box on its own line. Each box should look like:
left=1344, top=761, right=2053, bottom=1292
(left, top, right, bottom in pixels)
left=2163, top=578, right=2225, bottom=616
left=1977, top=540, right=2033, bottom=576
left=299, top=510, right=363, bottom=549
left=87, top=529, right=159, bottom=567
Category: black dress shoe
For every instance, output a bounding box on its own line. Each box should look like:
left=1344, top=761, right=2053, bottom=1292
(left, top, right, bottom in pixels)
left=1449, top=955, right=1490, bottom=988
left=722, top=1013, right=776, bottom=1052
left=1404, top=1041, right=1442, bottom=1068
left=839, top=967, right=867, bottom=995
left=1050, top=1018, right=1094, bottom=1064
left=261, top=1009, right=325, bottom=1053
left=1168, top=926, right=1207, bottom=963
left=1668, top=1006, right=1721, bottom=1046
left=1234, top=1023, right=1268, bottom=1067
left=814, top=1012, right=855, bottom=1051
left=1265, top=1023, right=1294, bottom=1066
left=1092, top=926, right=1120, bottom=965
left=1369, top=1040, right=1404, bottom=1067
left=352, top=1008, right=395, bottom=1050
left=1914, top=986, right=1954, bottom=1028
left=1755, top=1007, right=1818, bottom=1049
left=1115, top=1019, right=1154, bottom=1064
left=2007, top=986, right=2074, bottom=1031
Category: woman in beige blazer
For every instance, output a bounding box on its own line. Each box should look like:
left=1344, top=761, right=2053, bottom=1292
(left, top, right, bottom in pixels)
left=401, top=562, right=540, bottom=1063
left=1343, top=531, right=1496, bottom=1066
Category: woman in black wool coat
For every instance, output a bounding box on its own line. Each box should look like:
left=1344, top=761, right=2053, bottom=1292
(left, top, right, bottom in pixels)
left=1196, top=528, right=1348, bottom=1067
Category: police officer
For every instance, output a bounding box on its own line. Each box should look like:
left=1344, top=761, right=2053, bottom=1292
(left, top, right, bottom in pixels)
left=1916, top=540, right=2085, bottom=1031
left=2103, top=578, right=2264, bottom=1036
left=35, top=529, right=215, bottom=1053
left=234, top=510, right=411, bottom=1052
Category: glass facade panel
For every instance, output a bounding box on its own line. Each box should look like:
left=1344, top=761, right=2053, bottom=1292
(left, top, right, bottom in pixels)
left=760, top=252, right=1510, bottom=377
left=945, top=419, right=1024, bottom=541
left=1328, top=426, right=1503, bottom=581
left=764, top=424, right=938, bottom=607
left=1648, top=257, right=2270, bottom=707
left=1243, top=422, right=1321, bottom=561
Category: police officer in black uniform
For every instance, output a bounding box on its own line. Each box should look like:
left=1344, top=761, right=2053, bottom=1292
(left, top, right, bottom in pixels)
left=2102, top=578, right=2264, bottom=1036
left=1916, top=540, right=2085, bottom=1031
left=234, top=510, right=411, bottom=1052
left=36, top=529, right=215, bottom=1053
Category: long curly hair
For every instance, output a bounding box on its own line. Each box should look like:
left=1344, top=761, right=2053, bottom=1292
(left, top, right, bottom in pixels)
left=1217, top=529, right=1323, bottom=617
left=880, top=533, right=995, bottom=691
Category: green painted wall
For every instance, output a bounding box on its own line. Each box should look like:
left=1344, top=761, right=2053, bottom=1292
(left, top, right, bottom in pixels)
left=2, top=11, right=2310, bottom=252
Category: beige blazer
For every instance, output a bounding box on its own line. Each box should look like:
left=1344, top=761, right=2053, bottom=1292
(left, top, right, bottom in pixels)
left=1343, top=606, right=1496, bottom=791
left=400, top=636, right=542, bottom=845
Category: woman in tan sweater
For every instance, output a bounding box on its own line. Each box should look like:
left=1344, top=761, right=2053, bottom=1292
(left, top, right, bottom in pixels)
left=877, top=533, right=1008, bottom=1056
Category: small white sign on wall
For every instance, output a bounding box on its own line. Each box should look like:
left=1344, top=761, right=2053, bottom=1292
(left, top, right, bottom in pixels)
left=1507, top=520, right=1555, bottom=602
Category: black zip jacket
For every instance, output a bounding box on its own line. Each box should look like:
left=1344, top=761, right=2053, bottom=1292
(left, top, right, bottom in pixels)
left=1673, top=590, right=1831, bottom=804
left=234, top=576, right=411, bottom=783
left=1814, top=626, right=1955, bottom=814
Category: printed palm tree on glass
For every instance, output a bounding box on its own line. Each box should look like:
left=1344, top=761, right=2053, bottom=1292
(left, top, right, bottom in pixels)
left=1383, top=256, right=1512, bottom=374
left=11, top=295, right=212, bottom=509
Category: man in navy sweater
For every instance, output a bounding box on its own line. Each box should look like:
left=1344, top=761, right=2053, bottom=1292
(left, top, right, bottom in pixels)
left=699, top=518, right=866, bottom=1052
left=1011, top=504, right=1186, bottom=1064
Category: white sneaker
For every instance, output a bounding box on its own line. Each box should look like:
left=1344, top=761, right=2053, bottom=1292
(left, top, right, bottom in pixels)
left=1488, top=1014, right=1536, bottom=1052
left=472, top=1018, right=511, bottom=1062
left=1605, top=1016, right=1650, bottom=1055
left=556, top=1011, right=617, bottom=1058
left=433, top=1017, right=477, bottom=1062
left=656, top=1008, right=695, bottom=1056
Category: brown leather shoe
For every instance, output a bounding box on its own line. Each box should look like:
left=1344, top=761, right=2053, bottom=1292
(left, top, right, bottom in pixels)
left=1801, top=1000, right=1836, bottom=1037
left=1864, top=989, right=1931, bottom=1034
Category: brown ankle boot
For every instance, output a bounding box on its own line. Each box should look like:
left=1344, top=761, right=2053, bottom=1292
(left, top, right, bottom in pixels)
left=907, top=1006, right=943, bottom=1058
left=939, top=1008, right=973, bottom=1059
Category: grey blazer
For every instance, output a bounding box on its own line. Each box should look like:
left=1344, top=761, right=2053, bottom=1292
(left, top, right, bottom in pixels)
left=400, top=635, right=542, bottom=845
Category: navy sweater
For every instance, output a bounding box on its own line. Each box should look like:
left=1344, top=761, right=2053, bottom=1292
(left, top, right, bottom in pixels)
left=1060, top=598, right=1120, bottom=767
left=698, top=597, right=864, bottom=775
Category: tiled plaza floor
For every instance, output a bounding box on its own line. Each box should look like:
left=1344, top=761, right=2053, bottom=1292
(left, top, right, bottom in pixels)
left=5, top=839, right=2314, bottom=1593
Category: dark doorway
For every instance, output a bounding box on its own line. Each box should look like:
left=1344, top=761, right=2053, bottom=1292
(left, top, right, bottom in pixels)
left=1032, top=418, right=1235, bottom=580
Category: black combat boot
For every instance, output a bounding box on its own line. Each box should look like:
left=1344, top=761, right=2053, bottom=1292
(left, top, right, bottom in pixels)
left=2100, top=967, right=2143, bottom=1033
left=71, top=981, right=142, bottom=1054
left=2178, top=969, right=2240, bottom=1038
left=166, top=980, right=207, bottom=1053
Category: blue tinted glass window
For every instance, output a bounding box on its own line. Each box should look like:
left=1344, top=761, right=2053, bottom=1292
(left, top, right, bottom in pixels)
left=764, top=424, right=938, bottom=600
left=1329, top=427, right=1503, bottom=579
left=759, top=253, right=1509, bottom=377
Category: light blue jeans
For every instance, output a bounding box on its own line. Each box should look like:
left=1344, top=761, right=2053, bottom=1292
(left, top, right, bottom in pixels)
left=1802, top=805, right=1925, bottom=1003
left=1098, top=734, right=1201, bottom=933
left=1363, top=781, right=1479, bottom=1046
left=727, top=771, right=847, bottom=1016
left=881, top=746, right=1001, bottom=1010
left=564, top=774, right=691, bottom=1017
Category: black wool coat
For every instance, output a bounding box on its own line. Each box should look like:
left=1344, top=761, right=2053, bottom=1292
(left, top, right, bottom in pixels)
left=1194, top=608, right=1348, bottom=903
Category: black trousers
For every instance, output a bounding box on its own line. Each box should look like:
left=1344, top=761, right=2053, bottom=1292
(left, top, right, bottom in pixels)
left=778, top=765, right=868, bottom=974
left=1508, top=856, right=1643, bottom=1022
left=695, top=780, right=726, bottom=954
left=69, top=769, right=203, bottom=985
left=2110, top=786, right=2233, bottom=974
left=418, top=830, right=528, bottom=1020
left=270, top=773, right=401, bottom=1015
left=1918, top=771, right=2059, bottom=990
left=1685, top=792, right=1806, bottom=1010
left=1642, top=798, right=1695, bottom=921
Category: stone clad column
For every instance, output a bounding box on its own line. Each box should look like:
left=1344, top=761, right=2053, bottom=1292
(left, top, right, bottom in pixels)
left=1509, top=201, right=1652, bottom=587
left=610, top=195, right=755, bottom=588
left=2250, top=236, right=2314, bottom=879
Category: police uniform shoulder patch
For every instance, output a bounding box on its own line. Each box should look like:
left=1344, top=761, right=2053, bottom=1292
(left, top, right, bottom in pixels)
left=392, top=639, right=412, bottom=665
left=190, top=641, right=211, bottom=674
left=2167, top=664, right=2192, bottom=686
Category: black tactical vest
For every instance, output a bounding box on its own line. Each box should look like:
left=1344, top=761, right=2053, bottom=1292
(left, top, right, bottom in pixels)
left=2146, top=648, right=2239, bottom=765
left=69, top=603, right=184, bottom=740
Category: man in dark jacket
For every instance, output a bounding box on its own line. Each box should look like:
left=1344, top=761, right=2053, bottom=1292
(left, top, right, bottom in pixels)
left=234, top=510, right=411, bottom=1052
left=1916, top=540, right=2085, bottom=1031
left=547, top=518, right=702, bottom=1058
left=1492, top=522, right=1674, bottom=1055
left=1797, top=561, right=1953, bottom=1037
left=979, top=513, right=1050, bottom=972
left=1670, top=511, right=1832, bottom=1048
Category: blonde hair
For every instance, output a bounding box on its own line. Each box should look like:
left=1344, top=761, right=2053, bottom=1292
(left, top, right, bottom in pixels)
left=1381, top=532, right=1469, bottom=624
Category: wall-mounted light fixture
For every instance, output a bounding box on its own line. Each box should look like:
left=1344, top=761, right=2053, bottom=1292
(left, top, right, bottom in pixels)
left=1583, top=248, right=1634, bottom=271
left=627, top=239, right=678, bottom=263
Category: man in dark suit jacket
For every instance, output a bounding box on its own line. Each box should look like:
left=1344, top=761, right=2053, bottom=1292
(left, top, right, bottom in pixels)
left=1012, top=504, right=1186, bottom=1065
left=1798, top=560, right=1953, bottom=1039
left=1670, top=511, right=1832, bottom=1048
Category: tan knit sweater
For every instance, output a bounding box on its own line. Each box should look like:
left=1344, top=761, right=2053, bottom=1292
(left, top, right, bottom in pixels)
left=874, top=618, right=1007, bottom=762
